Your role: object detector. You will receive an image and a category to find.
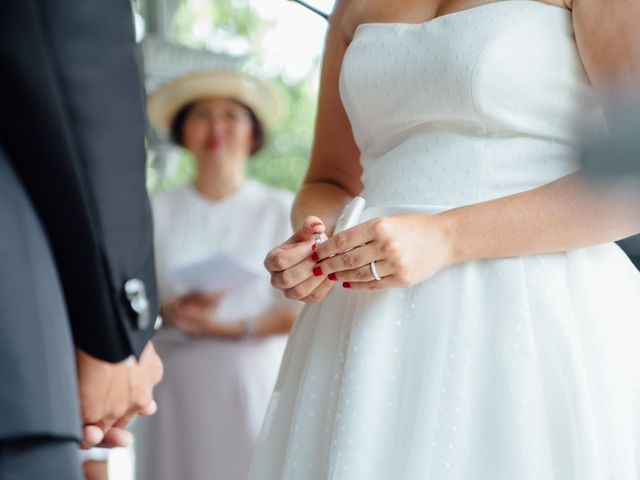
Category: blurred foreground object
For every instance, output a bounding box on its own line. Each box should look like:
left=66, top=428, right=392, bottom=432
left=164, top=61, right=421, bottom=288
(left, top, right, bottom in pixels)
left=582, top=97, right=640, bottom=185
left=582, top=97, right=640, bottom=268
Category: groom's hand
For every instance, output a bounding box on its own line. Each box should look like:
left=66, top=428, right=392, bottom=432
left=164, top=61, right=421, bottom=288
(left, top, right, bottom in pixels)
left=76, top=342, right=163, bottom=449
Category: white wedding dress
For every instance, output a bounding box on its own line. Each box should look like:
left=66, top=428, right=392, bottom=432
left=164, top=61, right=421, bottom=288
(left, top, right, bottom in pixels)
left=249, top=2, right=640, bottom=479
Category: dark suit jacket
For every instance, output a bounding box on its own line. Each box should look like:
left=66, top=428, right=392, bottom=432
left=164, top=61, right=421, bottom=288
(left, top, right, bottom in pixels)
left=0, top=0, right=158, bottom=440
left=619, top=236, right=640, bottom=270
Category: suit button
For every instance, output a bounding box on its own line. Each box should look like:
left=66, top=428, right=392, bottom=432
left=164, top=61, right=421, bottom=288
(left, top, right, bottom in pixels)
left=124, top=278, right=150, bottom=330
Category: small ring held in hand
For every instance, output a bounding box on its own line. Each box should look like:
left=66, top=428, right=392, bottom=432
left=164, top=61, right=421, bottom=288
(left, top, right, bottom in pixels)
left=370, top=261, right=382, bottom=281
left=313, top=233, right=327, bottom=246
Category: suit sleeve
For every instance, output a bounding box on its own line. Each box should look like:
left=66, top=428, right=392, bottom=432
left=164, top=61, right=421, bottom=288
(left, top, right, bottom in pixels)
left=0, top=0, right=158, bottom=361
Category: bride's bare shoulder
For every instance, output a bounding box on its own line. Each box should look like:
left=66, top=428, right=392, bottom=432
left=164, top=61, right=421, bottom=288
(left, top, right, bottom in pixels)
left=338, top=0, right=379, bottom=43
left=537, top=0, right=573, bottom=9
left=338, top=0, right=426, bottom=42
left=335, top=0, right=358, bottom=43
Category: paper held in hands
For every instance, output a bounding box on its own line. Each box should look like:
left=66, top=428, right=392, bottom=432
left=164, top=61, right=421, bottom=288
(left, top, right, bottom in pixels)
left=168, top=253, right=261, bottom=295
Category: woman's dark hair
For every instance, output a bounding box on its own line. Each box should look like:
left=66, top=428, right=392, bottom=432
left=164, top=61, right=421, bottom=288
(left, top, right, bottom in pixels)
left=169, top=102, right=194, bottom=146
left=170, top=100, right=265, bottom=155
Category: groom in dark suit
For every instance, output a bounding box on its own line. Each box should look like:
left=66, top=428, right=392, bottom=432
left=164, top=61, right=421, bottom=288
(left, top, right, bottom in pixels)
left=0, top=0, right=163, bottom=478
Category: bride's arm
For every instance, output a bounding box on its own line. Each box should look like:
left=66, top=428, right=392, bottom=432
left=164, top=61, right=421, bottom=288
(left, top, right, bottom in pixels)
left=441, top=172, right=640, bottom=265
left=290, top=0, right=362, bottom=233
left=262, top=0, right=365, bottom=303
left=313, top=171, right=639, bottom=291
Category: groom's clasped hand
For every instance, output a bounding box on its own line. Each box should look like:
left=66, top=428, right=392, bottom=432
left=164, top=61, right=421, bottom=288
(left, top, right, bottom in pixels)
left=77, top=343, right=163, bottom=449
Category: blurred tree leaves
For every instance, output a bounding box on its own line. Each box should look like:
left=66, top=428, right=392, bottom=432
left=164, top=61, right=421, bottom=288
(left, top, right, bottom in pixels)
left=173, top=0, right=269, bottom=54
left=152, top=0, right=318, bottom=193
left=248, top=76, right=316, bottom=191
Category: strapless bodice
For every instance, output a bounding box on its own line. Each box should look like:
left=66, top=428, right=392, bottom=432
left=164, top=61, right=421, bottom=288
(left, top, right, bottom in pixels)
left=339, top=0, right=603, bottom=208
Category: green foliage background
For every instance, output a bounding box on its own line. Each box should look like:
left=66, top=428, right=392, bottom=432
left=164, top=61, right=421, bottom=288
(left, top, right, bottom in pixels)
left=150, top=0, right=319, bottom=193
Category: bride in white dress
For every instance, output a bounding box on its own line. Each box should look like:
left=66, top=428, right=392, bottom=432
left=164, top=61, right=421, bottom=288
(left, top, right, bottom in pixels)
left=250, top=1, right=640, bottom=478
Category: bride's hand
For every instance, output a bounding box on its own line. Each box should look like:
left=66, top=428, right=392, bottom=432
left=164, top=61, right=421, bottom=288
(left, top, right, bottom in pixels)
left=313, top=214, right=454, bottom=291
left=264, top=216, right=336, bottom=303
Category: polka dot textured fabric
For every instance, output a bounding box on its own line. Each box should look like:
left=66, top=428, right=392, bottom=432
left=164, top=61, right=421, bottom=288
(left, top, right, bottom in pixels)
left=250, top=2, right=640, bottom=479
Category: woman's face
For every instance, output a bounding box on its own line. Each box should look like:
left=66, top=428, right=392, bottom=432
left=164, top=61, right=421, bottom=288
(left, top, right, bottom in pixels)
left=181, top=97, right=255, bottom=168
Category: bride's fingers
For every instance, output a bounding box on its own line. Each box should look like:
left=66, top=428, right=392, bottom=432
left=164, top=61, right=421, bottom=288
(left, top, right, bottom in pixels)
left=291, top=216, right=326, bottom=242
left=265, top=240, right=318, bottom=273
left=302, top=278, right=336, bottom=304
left=342, top=275, right=397, bottom=292
left=314, top=221, right=375, bottom=261
left=284, top=272, right=329, bottom=301
left=271, top=257, right=318, bottom=289
left=331, top=260, right=392, bottom=283
left=316, top=243, right=380, bottom=276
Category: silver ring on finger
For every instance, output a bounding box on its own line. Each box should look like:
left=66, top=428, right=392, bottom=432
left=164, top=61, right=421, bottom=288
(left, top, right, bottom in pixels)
left=370, top=261, right=382, bottom=281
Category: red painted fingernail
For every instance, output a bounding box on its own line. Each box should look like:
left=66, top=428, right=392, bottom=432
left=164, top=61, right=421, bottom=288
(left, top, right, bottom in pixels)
left=328, top=273, right=337, bottom=281
left=311, top=243, right=317, bottom=252
left=313, top=266, right=323, bottom=277
left=311, top=252, right=320, bottom=262
left=343, top=282, right=351, bottom=288
left=310, top=222, right=323, bottom=228
left=312, top=231, right=323, bottom=235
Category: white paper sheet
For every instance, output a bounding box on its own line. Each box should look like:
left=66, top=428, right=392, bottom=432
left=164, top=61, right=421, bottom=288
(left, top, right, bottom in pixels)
left=168, top=253, right=261, bottom=295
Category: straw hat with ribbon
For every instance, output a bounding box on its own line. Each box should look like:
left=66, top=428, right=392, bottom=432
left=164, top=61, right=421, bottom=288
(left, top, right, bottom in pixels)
left=147, top=69, right=285, bottom=138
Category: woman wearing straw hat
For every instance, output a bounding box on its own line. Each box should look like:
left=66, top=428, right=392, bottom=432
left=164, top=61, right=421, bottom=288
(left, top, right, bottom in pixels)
left=134, top=70, right=299, bottom=480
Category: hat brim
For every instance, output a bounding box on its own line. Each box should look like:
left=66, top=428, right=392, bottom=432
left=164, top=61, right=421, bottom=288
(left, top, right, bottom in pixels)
left=147, top=70, right=285, bottom=136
